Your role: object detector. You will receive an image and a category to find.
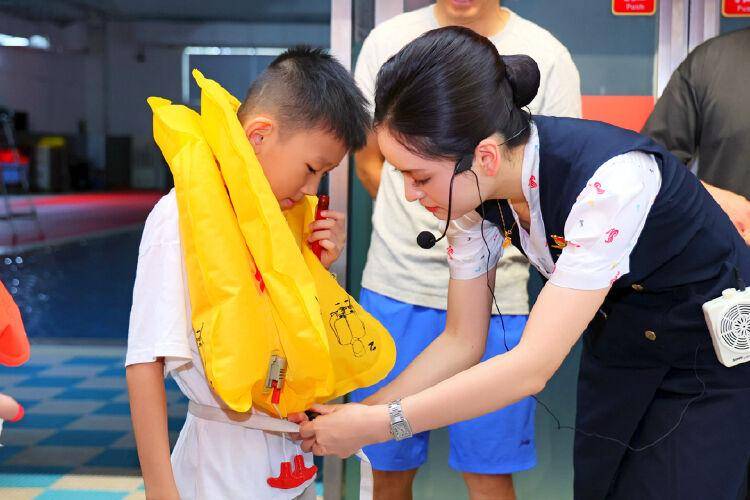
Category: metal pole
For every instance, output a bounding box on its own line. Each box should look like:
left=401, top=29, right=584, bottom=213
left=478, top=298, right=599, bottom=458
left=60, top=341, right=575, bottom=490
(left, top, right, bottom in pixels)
left=688, top=0, right=721, bottom=52
left=329, top=0, right=353, bottom=288
left=326, top=4, right=352, bottom=497
left=657, top=0, right=690, bottom=96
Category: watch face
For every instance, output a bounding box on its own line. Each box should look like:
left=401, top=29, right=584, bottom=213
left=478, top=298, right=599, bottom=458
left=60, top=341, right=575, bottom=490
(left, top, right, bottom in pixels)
left=392, top=421, right=411, bottom=441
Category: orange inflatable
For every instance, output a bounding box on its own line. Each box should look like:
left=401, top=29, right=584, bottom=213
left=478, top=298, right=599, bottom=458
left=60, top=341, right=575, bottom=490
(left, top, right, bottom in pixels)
left=0, top=282, right=29, bottom=367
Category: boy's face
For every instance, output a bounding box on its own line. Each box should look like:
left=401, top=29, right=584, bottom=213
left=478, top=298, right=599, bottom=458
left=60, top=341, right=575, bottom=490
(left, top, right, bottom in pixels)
left=243, top=116, right=346, bottom=209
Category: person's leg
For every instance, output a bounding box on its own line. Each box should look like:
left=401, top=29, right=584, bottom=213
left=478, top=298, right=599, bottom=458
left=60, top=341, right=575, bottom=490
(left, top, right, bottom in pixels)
left=462, top=473, right=515, bottom=500
left=609, top=347, right=750, bottom=500
left=573, top=343, right=668, bottom=500
left=449, top=315, right=536, bottom=500
left=350, top=289, right=444, bottom=499
left=372, top=469, right=419, bottom=500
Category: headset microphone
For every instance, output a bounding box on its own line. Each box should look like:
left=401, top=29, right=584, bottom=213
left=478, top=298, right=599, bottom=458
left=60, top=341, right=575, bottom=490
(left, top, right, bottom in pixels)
left=416, top=230, right=438, bottom=249
left=416, top=155, right=474, bottom=249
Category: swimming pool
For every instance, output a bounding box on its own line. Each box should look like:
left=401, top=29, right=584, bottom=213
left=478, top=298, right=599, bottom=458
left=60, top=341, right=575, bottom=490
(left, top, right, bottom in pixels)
left=0, top=229, right=141, bottom=342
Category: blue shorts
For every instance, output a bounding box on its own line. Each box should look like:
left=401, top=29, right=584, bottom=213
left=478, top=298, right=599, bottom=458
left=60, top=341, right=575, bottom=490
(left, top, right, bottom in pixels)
left=350, top=288, right=536, bottom=474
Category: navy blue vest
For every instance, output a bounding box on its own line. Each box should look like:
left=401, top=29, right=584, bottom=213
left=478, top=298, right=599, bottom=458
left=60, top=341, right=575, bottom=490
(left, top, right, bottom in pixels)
left=481, top=116, right=750, bottom=367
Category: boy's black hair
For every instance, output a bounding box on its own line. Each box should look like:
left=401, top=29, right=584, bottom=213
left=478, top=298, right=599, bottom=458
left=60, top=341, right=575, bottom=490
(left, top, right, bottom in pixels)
left=238, top=46, right=370, bottom=151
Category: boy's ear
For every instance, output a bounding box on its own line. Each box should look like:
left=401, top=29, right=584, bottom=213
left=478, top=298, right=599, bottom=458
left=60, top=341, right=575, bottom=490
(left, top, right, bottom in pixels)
left=242, top=116, right=275, bottom=148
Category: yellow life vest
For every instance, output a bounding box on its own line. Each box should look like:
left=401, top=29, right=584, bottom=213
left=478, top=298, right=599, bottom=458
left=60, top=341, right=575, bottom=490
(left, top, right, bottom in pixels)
left=148, top=70, right=395, bottom=416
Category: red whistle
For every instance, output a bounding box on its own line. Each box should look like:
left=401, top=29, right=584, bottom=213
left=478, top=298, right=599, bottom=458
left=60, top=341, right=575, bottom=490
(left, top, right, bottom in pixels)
left=267, top=454, right=317, bottom=489
left=311, top=195, right=330, bottom=259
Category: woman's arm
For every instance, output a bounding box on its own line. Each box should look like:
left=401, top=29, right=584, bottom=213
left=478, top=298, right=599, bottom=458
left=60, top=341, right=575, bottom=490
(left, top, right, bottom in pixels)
left=127, top=360, right=180, bottom=500
left=401, top=283, right=607, bottom=433
left=363, top=270, right=496, bottom=405
left=301, top=283, right=608, bottom=457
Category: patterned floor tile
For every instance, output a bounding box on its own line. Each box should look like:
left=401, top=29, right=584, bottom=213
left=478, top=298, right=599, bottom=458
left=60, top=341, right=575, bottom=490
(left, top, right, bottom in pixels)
left=63, top=357, right=124, bottom=366
left=4, top=446, right=104, bottom=468
left=84, top=448, right=139, bottom=468
left=0, top=472, right=61, bottom=487
left=0, top=376, right=32, bottom=389
left=37, top=365, right=109, bottom=379
left=17, top=377, right=84, bottom=388
left=36, top=490, right=129, bottom=499
left=97, top=367, right=125, bottom=378
left=167, top=403, right=188, bottom=418
left=0, top=365, right=47, bottom=376
left=0, top=428, right=57, bottom=447
left=51, top=474, right=143, bottom=492
left=165, top=391, right=185, bottom=404
left=71, top=466, right=142, bottom=477
left=0, top=465, right=74, bottom=475
left=40, top=430, right=126, bottom=448
left=109, top=433, right=135, bottom=450
left=110, top=393, right=130, bottom=404
left=75, top=377, right=127, bottom=390
left=65, top=415, right=133, bottom=432
left=0, top=446, right=25, bottom=463
left=27, top=400, right=105, bottom=416
left=167, top=417, right=185, bottom=430
left=92, top=403, right=130, bottom=416
left=13, top=414, right=79, bottom=430
left=54, top=388, right=122, bottom=401
left=3, top=387, right=65, bottom=403
left=0, top=487, right=46, bottom=499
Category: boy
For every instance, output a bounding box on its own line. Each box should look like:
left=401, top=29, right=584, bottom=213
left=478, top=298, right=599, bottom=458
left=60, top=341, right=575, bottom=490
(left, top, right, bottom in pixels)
left=126, top=47, right=369, bottom=500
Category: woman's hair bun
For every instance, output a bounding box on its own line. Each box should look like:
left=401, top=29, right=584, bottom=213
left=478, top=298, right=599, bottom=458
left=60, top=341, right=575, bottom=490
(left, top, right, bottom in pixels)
left=501, top=54, right=540, bottom=108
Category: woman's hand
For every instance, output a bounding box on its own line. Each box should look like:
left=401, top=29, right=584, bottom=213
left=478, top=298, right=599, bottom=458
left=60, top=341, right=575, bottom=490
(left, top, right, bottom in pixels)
left=308, top=210, right=347, bottom=269
left=286, top=411, right=310, bottom=442
left=299, top=403, right=390, bottom=458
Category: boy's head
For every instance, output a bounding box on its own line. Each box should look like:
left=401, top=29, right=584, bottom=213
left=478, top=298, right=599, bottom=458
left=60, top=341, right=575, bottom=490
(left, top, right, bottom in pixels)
left=238, top=46, right=369, bottom=209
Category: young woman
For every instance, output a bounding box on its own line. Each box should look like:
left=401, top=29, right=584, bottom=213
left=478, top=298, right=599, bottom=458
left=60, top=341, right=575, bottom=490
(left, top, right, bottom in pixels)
left=300, top=26, right=750, bottom=499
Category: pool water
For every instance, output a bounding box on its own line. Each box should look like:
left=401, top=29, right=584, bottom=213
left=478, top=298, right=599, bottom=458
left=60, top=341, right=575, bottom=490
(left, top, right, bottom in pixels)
left=0, top=229, right=142, bottom=342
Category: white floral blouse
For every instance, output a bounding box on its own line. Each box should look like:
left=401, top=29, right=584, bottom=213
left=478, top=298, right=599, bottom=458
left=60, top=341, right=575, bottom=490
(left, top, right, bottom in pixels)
left=446, top=123, right=662, bottom=291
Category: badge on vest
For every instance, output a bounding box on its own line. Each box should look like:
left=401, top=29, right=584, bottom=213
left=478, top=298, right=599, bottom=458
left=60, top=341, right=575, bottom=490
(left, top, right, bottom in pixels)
left=703, top=286, right=750, bottom=367
left=550, top=234, right=581, bottom=250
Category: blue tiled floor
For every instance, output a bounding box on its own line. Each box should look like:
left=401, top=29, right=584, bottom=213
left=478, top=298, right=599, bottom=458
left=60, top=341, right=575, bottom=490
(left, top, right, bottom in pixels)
left=18, top=377, right=84, bottom=388
left=86, top=449, right=141, bottom=468
left=0, top=344, right=187, bottom=477
left=92, top=403, right=130, bottom=416
left=0, top=344, right=330, bottom=499
left=17, top=414, right=80, bottom=429
left=40, top=431, right=127, bottom=448
left=36, top=491, right=131, bottom=500
left=55, top=388, right=123, bottom=401
left=0, top=472, right=60, bottom=487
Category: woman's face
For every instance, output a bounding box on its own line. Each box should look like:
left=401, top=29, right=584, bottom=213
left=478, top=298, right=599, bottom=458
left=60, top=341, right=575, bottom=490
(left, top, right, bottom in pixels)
left=377, top=127, right=488, bottom=221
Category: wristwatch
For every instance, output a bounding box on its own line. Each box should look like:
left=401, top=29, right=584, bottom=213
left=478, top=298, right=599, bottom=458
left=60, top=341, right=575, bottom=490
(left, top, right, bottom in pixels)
left=387, top=399, right=413, bottom=441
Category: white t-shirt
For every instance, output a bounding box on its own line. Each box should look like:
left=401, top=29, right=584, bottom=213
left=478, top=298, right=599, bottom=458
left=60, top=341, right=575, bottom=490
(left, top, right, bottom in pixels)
left=357, top=5, right=582, bottom=314
left=125, top=190, right=315, bottom=500
left=447, top=123, right=662, bottom=288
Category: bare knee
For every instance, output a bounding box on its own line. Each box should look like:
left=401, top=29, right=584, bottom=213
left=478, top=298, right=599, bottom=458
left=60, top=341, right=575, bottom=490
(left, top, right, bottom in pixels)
left=373, top=468, right=419, bottom=500
left=463, top=472, right=515, bottom=500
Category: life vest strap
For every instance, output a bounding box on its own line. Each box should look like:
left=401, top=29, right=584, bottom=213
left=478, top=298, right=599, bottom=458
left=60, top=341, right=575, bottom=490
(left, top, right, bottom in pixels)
left=187, top=401, right=299, bottom=433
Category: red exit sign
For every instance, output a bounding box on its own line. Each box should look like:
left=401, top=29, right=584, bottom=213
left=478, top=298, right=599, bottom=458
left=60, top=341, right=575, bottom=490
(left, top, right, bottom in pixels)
left=612, top=0, right=657, bottom=16
left=723, top=0, right=750, bottom=17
